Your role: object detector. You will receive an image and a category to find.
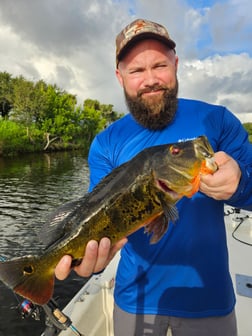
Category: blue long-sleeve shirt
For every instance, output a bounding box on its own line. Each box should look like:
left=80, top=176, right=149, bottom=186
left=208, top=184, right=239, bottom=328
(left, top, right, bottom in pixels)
left=88, top=98, right=252, bottom=317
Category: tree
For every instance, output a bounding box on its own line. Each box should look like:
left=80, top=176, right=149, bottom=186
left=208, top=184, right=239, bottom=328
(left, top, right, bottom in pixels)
left=40, top=85, right=78, bottom=149
left=0, top=72, right=13, bottom=117
left=83, top=99, right=123, bottom=126
left=80, top=101, right=106, bottom=145
left=10, top=76, right=35, bottom=127
left=243, top=122, right=252, bottom=142
left=0, top=71, right=124, bottom=154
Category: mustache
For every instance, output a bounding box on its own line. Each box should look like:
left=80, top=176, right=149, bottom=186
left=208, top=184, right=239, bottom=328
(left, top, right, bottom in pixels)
left=137, top=85, right=168, bottom=97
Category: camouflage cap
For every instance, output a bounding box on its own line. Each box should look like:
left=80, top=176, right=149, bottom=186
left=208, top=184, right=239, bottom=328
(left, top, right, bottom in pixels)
left=116, top=18, right=176, bottom=67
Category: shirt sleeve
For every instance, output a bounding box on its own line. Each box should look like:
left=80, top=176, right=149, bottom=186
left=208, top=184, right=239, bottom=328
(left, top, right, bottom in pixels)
left=87, top=134, right=114, bottom=192
left=218, top=108, right=252, bottom=209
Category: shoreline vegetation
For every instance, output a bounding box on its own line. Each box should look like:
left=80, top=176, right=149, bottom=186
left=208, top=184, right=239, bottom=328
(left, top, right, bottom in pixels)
left=0, top=71, right=251, bottom=157
left=0, top=71, right=123, bottom=157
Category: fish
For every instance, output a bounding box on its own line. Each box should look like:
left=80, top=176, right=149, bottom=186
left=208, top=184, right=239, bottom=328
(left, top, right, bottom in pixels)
left=0, top=135, right=217, bottom=305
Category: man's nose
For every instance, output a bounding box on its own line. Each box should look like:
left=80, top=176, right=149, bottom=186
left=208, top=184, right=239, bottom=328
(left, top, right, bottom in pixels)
left=143, top=70, right=159, bottom=86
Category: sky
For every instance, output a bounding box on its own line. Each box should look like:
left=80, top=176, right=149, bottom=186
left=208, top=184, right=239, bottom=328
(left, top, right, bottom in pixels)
left=0, top=0, right=251, bottom=122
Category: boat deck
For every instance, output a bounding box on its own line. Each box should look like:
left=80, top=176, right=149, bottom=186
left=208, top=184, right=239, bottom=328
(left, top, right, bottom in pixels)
left=43, top=207, right=252, bottom=336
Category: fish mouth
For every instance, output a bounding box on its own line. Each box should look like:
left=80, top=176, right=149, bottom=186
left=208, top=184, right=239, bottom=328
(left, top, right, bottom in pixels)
left=204, top=156, right=218, bottom=173
left=194, top=136, right=218, bottom=173
left=156, top=178, right=184, bottom=200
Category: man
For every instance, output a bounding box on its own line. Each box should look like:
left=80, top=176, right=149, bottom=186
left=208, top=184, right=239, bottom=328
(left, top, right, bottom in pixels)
left=55, top=19, right=252, bottom=335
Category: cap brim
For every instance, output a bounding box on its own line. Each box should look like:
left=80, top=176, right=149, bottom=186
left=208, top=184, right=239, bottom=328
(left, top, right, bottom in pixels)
left=117, top=32, right=176, bottom=65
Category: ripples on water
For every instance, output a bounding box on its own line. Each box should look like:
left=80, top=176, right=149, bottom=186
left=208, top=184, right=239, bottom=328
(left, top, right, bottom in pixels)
left=0, top=151, right=90, bottom=335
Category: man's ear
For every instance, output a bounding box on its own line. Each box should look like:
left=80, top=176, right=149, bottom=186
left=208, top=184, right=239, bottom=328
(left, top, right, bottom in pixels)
left=115, top=68, right=124, bottom=87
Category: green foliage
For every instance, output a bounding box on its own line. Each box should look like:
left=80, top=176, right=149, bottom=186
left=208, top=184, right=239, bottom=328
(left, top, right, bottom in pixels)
left=0, top=119, right=42, bottom=155
left=0, top=72, right=13, bottom=117
left=0, top=71, right=123, bottom=156
left=243, top=122, right=252, bottom=143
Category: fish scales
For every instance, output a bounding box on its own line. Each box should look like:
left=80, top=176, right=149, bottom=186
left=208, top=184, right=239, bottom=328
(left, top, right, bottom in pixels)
left=0, top=135, right=217, bottom=305
left=46, top=174, right=169, bottom=260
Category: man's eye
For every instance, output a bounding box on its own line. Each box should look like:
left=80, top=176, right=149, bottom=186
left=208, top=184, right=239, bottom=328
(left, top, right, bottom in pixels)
left=130, top=69, right=142, bottom=74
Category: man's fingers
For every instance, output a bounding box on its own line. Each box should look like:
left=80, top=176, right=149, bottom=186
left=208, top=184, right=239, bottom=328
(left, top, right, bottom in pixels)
left=199, top=151, right=241, bottom=200
left=92, top=237, right=111, bottom=274
left=73, top=240, right=100, bottom=277
left=55, top=255, right=73, bottom=280
left=55, top=237, right=128, bottom=280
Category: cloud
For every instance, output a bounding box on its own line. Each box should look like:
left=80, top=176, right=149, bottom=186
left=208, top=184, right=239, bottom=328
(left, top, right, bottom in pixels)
left=207, top=1, right=252, bottom=55
left=0, top=1, right=113, bottom=53
left=179, top=53, right=252, bottom=113
left=0, top=0, right=251, bottom=119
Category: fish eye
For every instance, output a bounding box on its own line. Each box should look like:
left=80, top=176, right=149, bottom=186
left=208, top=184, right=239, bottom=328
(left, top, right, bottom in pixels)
left=170, top=145, right=181, bottom=156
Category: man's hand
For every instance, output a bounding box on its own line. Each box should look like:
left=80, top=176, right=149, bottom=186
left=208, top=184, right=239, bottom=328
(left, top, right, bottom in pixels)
left=55, top=237, right=127, bottom=280
left=200, top=151, right=241, bottom=200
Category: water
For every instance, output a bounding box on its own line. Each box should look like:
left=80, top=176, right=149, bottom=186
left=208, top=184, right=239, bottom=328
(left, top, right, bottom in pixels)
left=0, top=151, right=90, bottom=336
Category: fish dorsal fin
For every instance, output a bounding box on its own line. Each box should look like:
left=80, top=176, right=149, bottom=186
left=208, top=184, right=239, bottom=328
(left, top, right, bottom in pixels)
left=38, top=198, right=85, bottom=248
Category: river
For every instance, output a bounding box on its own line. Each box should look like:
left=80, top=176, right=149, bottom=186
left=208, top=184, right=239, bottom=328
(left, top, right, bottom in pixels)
left=0, top=151, right=90, bottom=336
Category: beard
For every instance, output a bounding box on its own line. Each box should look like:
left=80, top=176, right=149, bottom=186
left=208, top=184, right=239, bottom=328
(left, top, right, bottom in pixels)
left=124, top=78, right=178, bottom=130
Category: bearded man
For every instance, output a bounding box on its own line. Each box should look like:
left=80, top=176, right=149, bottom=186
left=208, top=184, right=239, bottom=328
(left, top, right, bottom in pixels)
left=56, top=19, right=252, bottom=336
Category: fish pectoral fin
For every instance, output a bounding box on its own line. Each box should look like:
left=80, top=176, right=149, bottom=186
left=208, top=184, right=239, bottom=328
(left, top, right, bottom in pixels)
left=161, top=201, right=178, bottom=224
left=144, top=213, right=168, bottom=244
left=0, top=256, right=54, bottom=305
left=144, top=203, right=178, bottom=244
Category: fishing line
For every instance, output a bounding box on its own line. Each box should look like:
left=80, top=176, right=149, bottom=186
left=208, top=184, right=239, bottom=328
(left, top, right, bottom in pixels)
left=224, top=207, right=252, bottom=247
left=231, top=215, right=252, bottom=247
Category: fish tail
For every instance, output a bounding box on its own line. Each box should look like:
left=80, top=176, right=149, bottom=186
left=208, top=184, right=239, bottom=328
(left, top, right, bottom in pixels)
left=0, top=255, right=54, bottom=305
